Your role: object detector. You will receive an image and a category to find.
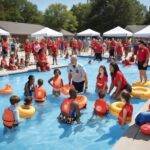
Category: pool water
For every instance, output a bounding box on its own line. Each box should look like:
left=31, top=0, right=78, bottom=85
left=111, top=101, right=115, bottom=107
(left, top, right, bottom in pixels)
left=0, top=58, right=149, bottom=150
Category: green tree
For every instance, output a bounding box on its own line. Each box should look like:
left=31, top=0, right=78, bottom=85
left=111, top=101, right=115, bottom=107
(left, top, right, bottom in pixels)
left=0, top=0, right=43, bottom=24
left=88, top=0, right=146, bottom=33
left=71, top=3, right=91, bottom=31
left=44, top=3, right=78, bottom=32
left=144, top=8, right=150, bottom=24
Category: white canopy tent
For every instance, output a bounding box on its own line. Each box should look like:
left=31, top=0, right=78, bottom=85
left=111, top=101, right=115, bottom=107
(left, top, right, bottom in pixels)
left=31, top=27, right=63, bottom=37
left=77, top=29, right=100, bottom=37
left=0, top=28, right=10, bottom=36
left=134, top=25, right=150, bottom=38
left=103, top=26, right=133, bottom=37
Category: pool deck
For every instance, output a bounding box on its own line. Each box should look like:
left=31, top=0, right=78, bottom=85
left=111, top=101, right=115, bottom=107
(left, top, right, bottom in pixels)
left=113, top=100, right=150, bottom=150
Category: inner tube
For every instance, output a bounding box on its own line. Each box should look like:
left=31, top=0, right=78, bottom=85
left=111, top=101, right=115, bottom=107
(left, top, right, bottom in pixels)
left=110, top=102, right=124, bottom=117
left=140, top=123, right=150, bottom=135
left=75, top=95, right=87, bottom=110
left=60, top=84, right=74, bottom=95
left=0, top=85, right=13, bottom=94
left=132, top=81, right=150, bottom=87
left=131, top=86, right=150, bottom=100
left=135, top=112, right=150, bottom=126
left=18, top=106, right=35, bottom=118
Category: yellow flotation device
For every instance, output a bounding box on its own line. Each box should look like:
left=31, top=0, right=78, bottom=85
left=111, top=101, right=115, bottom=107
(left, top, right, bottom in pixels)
left=18, top=106, right=35, bottom=118
left=132, top=81, right=150, bottom=87
left=0, top=84, right=13, bottom=94
left=131, top=86, right=150, bottom=100
left=110, top=102, right=125, bottom=117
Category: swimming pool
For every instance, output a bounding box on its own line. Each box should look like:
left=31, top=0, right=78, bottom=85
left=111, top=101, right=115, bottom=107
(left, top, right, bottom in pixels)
left=0, top=58, right=149, bottom=150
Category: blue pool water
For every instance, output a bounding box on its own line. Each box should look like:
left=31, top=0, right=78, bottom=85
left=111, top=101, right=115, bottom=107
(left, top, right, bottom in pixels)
left=0, top=58, right=149, bottom=150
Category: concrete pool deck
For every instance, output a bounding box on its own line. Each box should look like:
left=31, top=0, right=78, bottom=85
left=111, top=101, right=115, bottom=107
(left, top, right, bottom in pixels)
left=114, top=100, right=150, bottom=150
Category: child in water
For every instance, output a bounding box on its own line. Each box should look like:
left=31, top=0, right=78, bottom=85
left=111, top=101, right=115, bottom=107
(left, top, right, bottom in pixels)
left=21, top=96, right=32, bottom=109
left=96, top=65, right=108, bottom=96
left=118, top=90, right=133, bottom=126
left=24, top=75, right=35, bottom=97
left=48, top=69, right=63, bottom=97
left=2, top=95, right=20, bottom=128
left=58, top=89, right=81, bottom=124
left=34, top=79, right=47, bottom=102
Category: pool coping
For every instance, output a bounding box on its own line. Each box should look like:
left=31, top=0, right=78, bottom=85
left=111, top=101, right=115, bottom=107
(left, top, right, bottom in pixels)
left=113, top=100, right=150, bottom=150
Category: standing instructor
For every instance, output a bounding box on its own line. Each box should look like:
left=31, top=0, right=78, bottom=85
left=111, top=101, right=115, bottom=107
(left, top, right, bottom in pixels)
left=67, top=55, right=88, bottom=93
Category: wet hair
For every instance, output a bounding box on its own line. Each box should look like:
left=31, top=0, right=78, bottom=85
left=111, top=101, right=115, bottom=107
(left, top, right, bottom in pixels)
left=24, top=96, right=32, bottom=105
left=38, top=79, right=43, bottom=86
left=69, top=89, right=77, bottom=99
left=110, top=62, right=120, bottom=79
left=28, top=75, right=34, bottom=81
left=10, top=95, right=20, bottom=105
left=99, top=65, right=108, bottom=77
left=98, top=92, right=105, bottom=99
left=54, top=69, right=61, bottom=75
left=138, top=40, right=147, bottom=47
left=121, top=90, right=131, bottom=103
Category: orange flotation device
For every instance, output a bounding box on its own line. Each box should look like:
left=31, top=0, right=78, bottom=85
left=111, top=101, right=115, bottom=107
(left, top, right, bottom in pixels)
left=75, top=95, right=87, bottom=110
left=34, top=86, right=46, bottom=102
left=61, top=98, right=73, bottom=115
left=94, top=99, right=109, bottom=116
left=53, top=76, right=62, bottom=91
left=0, top=84, right=13, bottom=94
left=60, top=84, right=74, bottom=95
left=140, top=123, right=150, bottom=135
left=2, top=108, right=15, bottom=128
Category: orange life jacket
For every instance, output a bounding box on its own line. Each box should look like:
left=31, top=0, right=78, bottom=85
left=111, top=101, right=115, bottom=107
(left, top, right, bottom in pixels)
left=2, top=107, right=15, bottom=127
left=34, top=86, right=46, bottom=102
left=61, top=98, right=74, bottom=115
left=53, top=76, right=62, bottom=91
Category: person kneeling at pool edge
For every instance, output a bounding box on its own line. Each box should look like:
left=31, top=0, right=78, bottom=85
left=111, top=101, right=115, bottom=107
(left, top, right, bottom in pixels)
left=118, top=90, right=133, bottom=126
left=2, top=95, right=20, bottom=128
left=58, top=89, right=81, bottom=124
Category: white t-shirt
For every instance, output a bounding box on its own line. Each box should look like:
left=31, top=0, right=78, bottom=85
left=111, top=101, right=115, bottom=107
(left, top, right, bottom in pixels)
left=67, top=63, right=86, bottom=82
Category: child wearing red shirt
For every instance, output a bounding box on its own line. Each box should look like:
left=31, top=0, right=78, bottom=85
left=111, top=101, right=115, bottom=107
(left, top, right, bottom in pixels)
left=51, top=41, right=58, bottom=65
left=118, top=91, right=133, bottom=126
left=24, top=39, right=31, bottom=66
left=116, top=41, right=123, bottom=61
left=9, top=54, right=17, bottom=70
left=96, top=65, right=108, bottom=96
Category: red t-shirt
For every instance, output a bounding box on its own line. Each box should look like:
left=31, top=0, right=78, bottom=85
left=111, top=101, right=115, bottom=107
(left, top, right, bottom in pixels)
left=118, top=103, right=133, bottom=124
left=112, top=71, right=127, bottom=90
left=51, top=44, right=58, bottom=54
left=94, top=43, right=103, bottom=53
left=2, top=41, right=9, bottom=51
left=110, top=41, right=116, bottom=49
left=24, top=43, right=31, bottom=53
left=116, top=44, right=123, bottom=55
left=96, top=75, right=108, bottom=90
left=137, top=47, right=149, bottom=62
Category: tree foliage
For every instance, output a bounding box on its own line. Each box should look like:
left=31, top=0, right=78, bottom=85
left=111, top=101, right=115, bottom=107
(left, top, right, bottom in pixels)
left=144, top=8, right=150, bottom=24
left=44, top=3, right=78, bottom=32
left=0, top=0, right=43, bottom=24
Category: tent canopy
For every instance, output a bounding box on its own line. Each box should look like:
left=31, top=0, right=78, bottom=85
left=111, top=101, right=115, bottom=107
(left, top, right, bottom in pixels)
left=60, top=29, right=74, bottom=36
left=0, top=28, right=10, bottom=36
left=134, top=25, right=150, bottom=38
left=31, top=27, right=63, bottom=37
left=77, top=29, right=100, bottom=37
left=103, top=26, right=133, bottom=37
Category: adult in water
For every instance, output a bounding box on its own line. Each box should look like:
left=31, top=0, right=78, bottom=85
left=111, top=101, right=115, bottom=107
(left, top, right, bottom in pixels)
left=67, top=55, right=88, bottom=93
left=108, top=62, right=132, bottom=100
left=136, top=41, right=149, bottom=83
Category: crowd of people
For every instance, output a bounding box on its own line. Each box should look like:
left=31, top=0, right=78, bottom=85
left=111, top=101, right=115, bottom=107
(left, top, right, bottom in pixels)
left=1, top=36, right=150, bottom=129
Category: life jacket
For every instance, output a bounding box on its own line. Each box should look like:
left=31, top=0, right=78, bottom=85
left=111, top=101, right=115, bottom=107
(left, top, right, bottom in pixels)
left=53, top=76, right=62, bottom=91
left=94, top=99, right=109, bottom=116
left=34, top=86, right=46, bottom=101
left=2, top=107, right=15, bottom=128
left=61, top=98, right=74, bottom=115
left=118, top=103, right=133, bottom=125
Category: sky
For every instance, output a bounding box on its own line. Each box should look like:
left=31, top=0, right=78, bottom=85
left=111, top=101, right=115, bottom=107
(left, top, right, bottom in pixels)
left=29, top=0, right=150, bottom=11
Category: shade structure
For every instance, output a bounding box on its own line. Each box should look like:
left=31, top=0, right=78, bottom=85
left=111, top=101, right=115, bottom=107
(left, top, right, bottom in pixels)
left=77, top=29, right=100, bottom=37
left=134, top=25, right=150, bottom=38
left=103, top=26, right=133, bottom=37
left=0, top=28, right=10, bottom=36
left=31, top=27, right=63, bottom=37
